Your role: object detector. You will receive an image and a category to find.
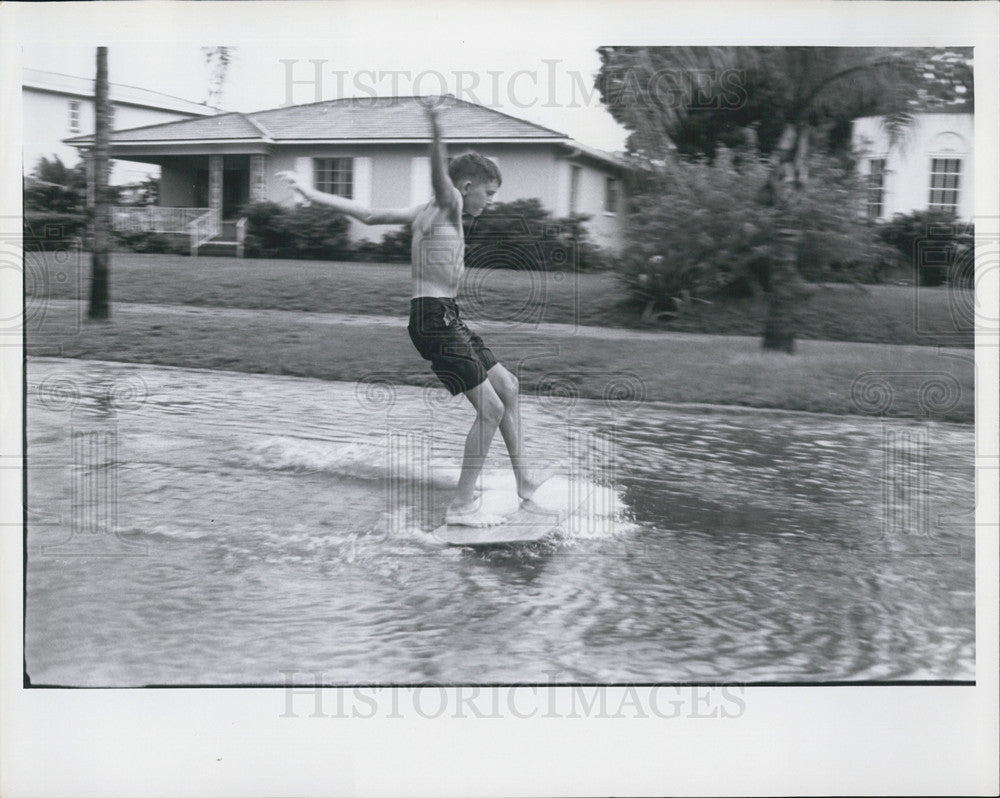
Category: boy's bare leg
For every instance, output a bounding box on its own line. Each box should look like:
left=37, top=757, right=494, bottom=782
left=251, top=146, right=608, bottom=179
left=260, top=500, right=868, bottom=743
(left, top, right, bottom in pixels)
left=446, top=380, right=506, bottom=526
left=487, top=364, right=554, bottom=504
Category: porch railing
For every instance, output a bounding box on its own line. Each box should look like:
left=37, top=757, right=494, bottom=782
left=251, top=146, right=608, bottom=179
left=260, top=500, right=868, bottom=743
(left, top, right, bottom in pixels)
left=188, top=208, right=222, bottom=256
left=111, top=206, right=226, bottom=256
left=112, top=206, right=214, bottom=234
left=235, top=217, right=247, bottom=259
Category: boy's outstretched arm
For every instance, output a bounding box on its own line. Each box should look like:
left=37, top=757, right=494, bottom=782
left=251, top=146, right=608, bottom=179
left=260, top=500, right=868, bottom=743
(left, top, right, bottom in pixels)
left=427, top=105, right=460, bottom=212
left=276, top=171, right=419, bottom=225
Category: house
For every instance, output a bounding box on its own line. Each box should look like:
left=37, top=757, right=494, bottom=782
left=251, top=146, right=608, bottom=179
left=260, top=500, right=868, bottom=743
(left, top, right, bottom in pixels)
left=23, top=67, right=217, bottom=184
left=65, top=95, right=628, bottom=256
left=852, top=112, right=974, bottom=222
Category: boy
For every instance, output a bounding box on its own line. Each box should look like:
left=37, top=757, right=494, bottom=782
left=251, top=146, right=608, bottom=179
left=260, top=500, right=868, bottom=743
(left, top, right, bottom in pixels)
left=277, top=102, right=549, bottom=526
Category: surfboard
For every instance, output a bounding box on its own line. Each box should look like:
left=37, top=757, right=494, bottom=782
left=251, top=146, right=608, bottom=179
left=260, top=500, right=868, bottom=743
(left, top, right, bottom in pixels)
left=433, top=503, right=565, bottom=546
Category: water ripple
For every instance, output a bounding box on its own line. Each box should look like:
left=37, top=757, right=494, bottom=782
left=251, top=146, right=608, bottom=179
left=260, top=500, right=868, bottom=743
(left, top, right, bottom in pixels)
left=24, top=357, right=975, bottom=686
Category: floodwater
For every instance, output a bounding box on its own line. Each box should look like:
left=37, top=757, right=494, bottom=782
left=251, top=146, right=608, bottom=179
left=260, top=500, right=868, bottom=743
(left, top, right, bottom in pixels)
left=25, top=357, right=974, bottom=686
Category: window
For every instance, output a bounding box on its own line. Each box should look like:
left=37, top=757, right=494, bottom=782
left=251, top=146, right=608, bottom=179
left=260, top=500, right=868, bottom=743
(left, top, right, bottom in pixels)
left=568, top=165, right=581, bottom=214
left=928, top=158, right=961, bottom=214
left=604, top=177, right=620, bottom=214
left=68, top=100, right=81, bottom=133
left=866, top=158, right=887, bottom=219
left=314, top=158, right=353, bottom=198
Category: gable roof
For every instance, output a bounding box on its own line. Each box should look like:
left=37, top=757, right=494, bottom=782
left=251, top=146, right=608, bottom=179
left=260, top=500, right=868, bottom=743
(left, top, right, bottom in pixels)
left=92, top=112, right=271, bottom=142
left=66, top=95, right=569, bottom=144
left=252, top=96, right=568, bottom=140
left=63, top=94, right=628, bottom=172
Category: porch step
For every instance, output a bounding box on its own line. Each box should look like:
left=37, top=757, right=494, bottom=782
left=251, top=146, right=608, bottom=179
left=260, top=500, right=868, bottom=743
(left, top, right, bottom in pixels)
left=195, top=240, right=239, bottom=257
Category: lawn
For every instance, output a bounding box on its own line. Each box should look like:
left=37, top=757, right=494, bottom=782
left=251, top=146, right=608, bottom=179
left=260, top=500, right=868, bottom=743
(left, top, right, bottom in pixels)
left=31, top=301, right=974, bottom=422
left=31, top=252, right=975, bottom=347
left=25, top=252, right=976, bottom=420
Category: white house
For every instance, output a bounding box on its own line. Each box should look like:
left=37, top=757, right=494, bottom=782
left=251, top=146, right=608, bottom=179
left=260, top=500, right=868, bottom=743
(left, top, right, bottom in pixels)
left=852, top=112, right=974, bottom=222
left=23, top=67, right=217, bottom=183
left=66, top=95, right=629, bottom=256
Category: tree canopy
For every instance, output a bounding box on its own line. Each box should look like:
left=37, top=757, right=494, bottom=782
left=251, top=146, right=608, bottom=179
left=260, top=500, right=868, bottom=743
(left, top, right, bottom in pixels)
left=594, top=46, right=974, bottom=351
left=596, top=46, right=973, bottom=160
left=24, top=156, right=87, bottom=213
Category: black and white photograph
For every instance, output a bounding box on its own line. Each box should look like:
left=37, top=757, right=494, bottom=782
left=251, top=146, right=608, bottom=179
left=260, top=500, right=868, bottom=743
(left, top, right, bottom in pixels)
left=2, top=1, right=998, bottom=796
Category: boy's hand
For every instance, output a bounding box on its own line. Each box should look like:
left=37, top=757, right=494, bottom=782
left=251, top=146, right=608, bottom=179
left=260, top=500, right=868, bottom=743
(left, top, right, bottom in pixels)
left=425, top=97, right=449, bottom=126
left=425, top=104, right=440, bottom=129
left=276, top=170, right=307, bottom=198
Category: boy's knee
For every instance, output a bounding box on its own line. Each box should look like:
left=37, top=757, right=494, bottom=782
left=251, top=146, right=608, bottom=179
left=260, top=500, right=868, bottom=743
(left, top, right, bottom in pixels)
left=495, top=371, right=519, bottom=403
left=478, top=393, right=505, bottom=425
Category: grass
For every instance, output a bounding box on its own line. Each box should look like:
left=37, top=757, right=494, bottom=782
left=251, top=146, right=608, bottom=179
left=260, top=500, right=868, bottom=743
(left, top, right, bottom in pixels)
left=31, top=302, right=974, bottom=422
left=660, top=282, right=974, bottom=348
left=32, top=252, right=974, bottom=347
left=38, top=253, right=623, bottom=329
left=26, top=252, right=976, bottom=420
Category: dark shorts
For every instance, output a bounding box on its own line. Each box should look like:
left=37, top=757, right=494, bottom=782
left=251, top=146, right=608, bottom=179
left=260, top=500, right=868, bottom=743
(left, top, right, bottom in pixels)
left=408, top=297, right=498, bottom=395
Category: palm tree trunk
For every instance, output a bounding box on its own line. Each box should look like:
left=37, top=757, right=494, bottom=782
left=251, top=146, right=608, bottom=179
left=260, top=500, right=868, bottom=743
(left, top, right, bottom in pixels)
left=761, top=223, right=801, bottom=352
left=761, top=124, right=808, bottom=352
left=88, top=46, right=111, bottom=319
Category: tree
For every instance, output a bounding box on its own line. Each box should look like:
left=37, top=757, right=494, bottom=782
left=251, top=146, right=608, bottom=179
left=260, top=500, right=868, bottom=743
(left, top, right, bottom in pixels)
left=596, top=47, right=968, bottom=351
left=202, top=46, right=235, bottom=108
left=611, top=48, right=973, bottom=162
left=24, top=156, right=87, bottom=213
left=88, top=46, right=111, bottom=320
left=116, top=174, right=159, bottom=206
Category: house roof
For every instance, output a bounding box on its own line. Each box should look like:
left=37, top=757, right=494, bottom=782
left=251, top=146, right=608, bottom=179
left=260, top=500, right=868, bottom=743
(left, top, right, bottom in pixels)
left=251, top=96, right=568, bottom=140
left=90, top=112, right=271, bottom=142
left=64, top=94, right=628, bottom=171
left=66, top=95, right=568, bottom=144
left=23, top=68, right=217, bottom=117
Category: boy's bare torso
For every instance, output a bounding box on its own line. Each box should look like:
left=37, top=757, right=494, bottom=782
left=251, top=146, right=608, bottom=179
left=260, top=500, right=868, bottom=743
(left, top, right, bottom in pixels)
left=411, top=192, right=465, bottom=299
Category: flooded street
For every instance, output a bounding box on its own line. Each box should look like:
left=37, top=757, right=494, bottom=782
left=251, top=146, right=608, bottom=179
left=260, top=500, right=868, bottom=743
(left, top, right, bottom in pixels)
left=25, top=357, right=974, bottom=686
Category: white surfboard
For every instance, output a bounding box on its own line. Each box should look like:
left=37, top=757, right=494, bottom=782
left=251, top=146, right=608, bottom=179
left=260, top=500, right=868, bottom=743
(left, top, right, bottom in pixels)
left=433, top=503, right=565, bottom=546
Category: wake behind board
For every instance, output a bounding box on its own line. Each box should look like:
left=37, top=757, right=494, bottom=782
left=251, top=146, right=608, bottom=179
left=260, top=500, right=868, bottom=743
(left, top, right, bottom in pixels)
left=433, top=504, right=565, bottom=547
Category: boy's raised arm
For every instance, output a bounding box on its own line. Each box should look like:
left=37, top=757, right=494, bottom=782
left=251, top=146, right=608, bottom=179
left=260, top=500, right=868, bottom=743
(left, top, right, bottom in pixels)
left=276, top=171, right=419, bottom=225
left=427, top=104, right=460, bottom=212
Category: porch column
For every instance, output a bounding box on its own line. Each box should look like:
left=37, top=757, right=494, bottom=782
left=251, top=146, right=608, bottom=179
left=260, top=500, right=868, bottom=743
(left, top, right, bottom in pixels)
left=250, top=154, right=268, bottom=202
left=208, top=154, right=223, bottom=215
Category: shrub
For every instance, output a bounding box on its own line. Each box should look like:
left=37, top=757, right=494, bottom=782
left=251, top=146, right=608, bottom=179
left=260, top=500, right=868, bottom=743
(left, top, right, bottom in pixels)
left=113, top=230, right=188, bottom=255
left=876, top=210, right=974, bottom=287
left=619, top=146, right=892, bottom=315
left=264, top=197, right=610, bottom=269
left=283, top=203, right=352, bottom=259
left=242, top=202, right=292, bottom=257
left=23, top=212, right=88, bottom=245
left=354, top=225, right=412, bottom=263
left=242, top=201, right=351, bottom=259
left=24, top=156, right=87, bottom=214
left=465, top=198, right=606, bottom=272
left=619, top=149, right=777, bottom=311
left=790, top=156, right=897, bottom=284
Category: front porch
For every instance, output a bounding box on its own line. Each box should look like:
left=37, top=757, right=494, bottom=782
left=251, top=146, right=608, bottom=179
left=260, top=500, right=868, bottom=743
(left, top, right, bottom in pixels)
left=111, top=205, right=247, bottom=257
left=105, top=153, right=268, bottom=256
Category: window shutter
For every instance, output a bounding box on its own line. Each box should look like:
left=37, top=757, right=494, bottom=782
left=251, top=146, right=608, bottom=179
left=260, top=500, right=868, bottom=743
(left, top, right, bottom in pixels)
left=410, top=156, right=431, bottom=206
left=294, top=157, right=313, bottom=188
left=569, top=165, right=582, bottom=215
left=354, top=157, right=372, bottom=206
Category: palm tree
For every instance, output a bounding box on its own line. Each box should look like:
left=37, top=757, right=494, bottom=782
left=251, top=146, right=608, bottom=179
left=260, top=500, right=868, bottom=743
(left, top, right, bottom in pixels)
left=202, top=46, right=235, bottom=108
left=88, top=46, right=110, bottom=320
left=596, top=47, right=967, bottom=351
